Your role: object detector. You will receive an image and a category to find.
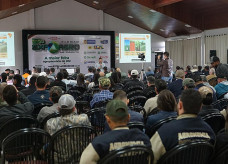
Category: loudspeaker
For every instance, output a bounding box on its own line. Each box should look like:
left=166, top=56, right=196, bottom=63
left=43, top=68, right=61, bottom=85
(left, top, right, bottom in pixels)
left=210, top=50, right=216, bottom=60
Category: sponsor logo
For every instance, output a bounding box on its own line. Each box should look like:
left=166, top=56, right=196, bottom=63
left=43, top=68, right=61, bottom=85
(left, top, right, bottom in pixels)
left=84, top=40, right=96, bottom=44
left=100, top=40, right=108, bottom=44
left=84, top=60, right=96, bottom=64
left=104, top=60, right=108, bottom=64
left=48, top=41, right=60, bottom=54
left=94, top=45, right=104, bottom=49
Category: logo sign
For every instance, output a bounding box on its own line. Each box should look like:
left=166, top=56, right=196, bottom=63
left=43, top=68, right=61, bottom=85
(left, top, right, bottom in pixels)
left=100, top=40, right=108, bottom=44
left=84, top=40, right=96, bottom=44
left=94, top=45, right=104, bottom=49
left=48, top=41, right=60, bottom=54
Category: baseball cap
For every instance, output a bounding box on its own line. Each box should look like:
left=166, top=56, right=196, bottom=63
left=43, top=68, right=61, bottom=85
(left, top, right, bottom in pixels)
left=183, top=78, right=195, bottom=87
left=105, top=100, right=128, bottom=118
left=210, top=56, right=220, bottom=64
left=58, top=94, right=76, bottom=110
left=198, top=86, right=213, bottom=99
left=98, top=77, right=111, bottom=87
left=131, top=70, right=139, bottom=75
left=175, top=70, right=185, bottom=78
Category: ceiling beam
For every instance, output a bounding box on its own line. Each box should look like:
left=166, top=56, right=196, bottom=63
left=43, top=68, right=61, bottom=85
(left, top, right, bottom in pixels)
left=153, top=0, right=183, bottom=8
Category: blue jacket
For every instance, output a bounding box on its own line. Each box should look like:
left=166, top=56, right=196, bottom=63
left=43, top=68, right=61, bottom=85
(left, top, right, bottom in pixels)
left=215, top=81, right=228, bottom=98
left=28, top=90, right=52, bottom=105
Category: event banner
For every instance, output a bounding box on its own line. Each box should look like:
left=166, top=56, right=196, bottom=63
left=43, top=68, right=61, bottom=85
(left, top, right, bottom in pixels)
left=119, top=33, right=151, bottom=63
left=0, top=32, right=15, bottom=66
left=28, top=35, right=111, bottom=74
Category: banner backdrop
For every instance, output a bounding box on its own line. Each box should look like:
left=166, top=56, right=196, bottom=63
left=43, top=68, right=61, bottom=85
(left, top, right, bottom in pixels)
left=28, top=34, right=111, bottom=74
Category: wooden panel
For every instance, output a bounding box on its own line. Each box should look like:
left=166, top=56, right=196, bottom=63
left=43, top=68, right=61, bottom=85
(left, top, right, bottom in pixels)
left=153, top=0, right=183, bottom=8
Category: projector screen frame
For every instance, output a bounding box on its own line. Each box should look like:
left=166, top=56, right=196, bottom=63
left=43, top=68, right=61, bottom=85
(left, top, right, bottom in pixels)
left=22, top=30, right=115, bottom=71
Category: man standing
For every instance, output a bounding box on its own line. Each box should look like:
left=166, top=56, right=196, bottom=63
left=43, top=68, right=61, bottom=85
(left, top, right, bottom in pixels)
left=80, top=100, right=151, bottom=164
left=150, top=89, right=215, bottom=163
left=211, top=56, right=228, bottom=79
left=95, top=57, right=105, bottom=71
left=157, top=52, right=173, bottom=83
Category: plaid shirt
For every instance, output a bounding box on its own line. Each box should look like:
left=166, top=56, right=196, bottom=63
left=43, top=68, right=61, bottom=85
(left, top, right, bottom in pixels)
left=90, top=90, right=113, bottom=108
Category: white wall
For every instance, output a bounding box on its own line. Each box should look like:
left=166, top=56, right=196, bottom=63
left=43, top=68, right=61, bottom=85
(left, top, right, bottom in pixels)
left=0, top=0, right=165, bottom=74
left=205, top=27, right=228, bottom=36
left=0, top=10, right=34, bottom=73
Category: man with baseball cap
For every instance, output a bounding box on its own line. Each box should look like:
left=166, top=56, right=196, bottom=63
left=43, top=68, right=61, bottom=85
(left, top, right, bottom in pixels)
left=182, top=78, right=195, bottom=90
left=214, top=73, right=228, bottom=99
left=124, top=69, right=144, bottom=91
left=80, top=100, right=151, bottom=164
left=46, top=94, right=90, bottom=135
left=211, top=56, right=228, bottom=79
left=90, top=77, right=113, bottom=108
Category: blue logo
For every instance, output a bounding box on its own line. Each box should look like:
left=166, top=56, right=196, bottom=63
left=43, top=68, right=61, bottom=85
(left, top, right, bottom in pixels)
left=84, top=40, right=96, bottom=44
left=100, top=40, right=108, bottom=44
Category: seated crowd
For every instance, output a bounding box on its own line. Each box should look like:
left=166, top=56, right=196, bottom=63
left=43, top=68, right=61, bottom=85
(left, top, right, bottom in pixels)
left=0, top=55, right=228, bottom=164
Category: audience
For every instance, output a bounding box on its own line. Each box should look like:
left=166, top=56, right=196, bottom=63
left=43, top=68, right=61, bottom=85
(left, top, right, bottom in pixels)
left=0, top=85, right=34, bottom=125
left=211, top=56, right=228, bottom=79
left=198, top=86, right=220, bottom=117
left=146, top=90, right=177, bottom=137
left=185, top=65, right=192, bottom=78
left=88, top=72, right=100, bottom=89
left=124, top=70, right=144, bottom=91
left=46, top=94, right=90, bottom=135
left=214, top=74, right=228, bottom=99
left=143, top=76, right=156, bottom=99
left=1, top=72, right=7, bottom=83
left=13, top=74, right=26, bottom=91
left=146, top=66, right=154, bottom=77
left=50, top=72, right=66, bottom=92
left=80, top=100, right=151, bottom=164
left=50, top=67, right=56, bottom=77
left=28, top=76, right=52, bottom=105
left=202, top=66, right=210, bottom=76
left=182, top=78, right=195, bottom=90
left=90, top=77, right=113, bottom=108
left=144, top=79, right=167, bottom=115
left=37, top=86, right=62, bottom=123
left=20, top=75, right=38, bottom=97
left=150, top=89, right=215, bottom=163
left=85, top=67, right=94, bottom=82
left=0, top=82, right=7, bottom=107
left=168, top=70, right=185, bottom=100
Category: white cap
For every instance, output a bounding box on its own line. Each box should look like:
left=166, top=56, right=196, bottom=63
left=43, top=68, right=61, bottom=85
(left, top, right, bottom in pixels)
left=131, top=70, right=139, bottom=75
left=58, top=94, right=76, bottom=110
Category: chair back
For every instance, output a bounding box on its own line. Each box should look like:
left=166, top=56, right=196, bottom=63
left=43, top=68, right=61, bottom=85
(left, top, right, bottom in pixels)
left=202, top=113, right=225, bottom=134
left=127, top=90, right=145, bottom=99
left=212, top=98, right=228, bottom=111
left=147, top=107, right=160, bottom=116
left=212, top=144, right=228, bottom=164
left=68, top=90, right=83, bottom=100
left=86, top=107, right=106, bottom=135
left=0, top=116, right=38, bottom=149
left=98, top=145, right=153, bottom=164
left=145, top=116, right=176, bottom=138
left=128, top=122, right=145, bottom=131
left=40, top=112, right=61, bottom=129
left=146, top=90, right=156, bottom=99
left=94, top=99, right=111, bottom=108
left=129, top=96, right=147, bottom=107
left=157, top=141, right=214, bottom=164
left=33, top=103, right=52, bottom=117
left=76, top=101, right=91, bottom=114
left=2, top=128, right=51, bottom=164
left=126, top=85, right=144, bottom=94
left=50, top=125, right=96, bottom=164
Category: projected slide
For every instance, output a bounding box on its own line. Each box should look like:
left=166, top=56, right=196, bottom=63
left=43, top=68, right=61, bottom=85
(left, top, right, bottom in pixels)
left=119, top=33, right=151, bottom=63
left=0, top=32, right=15, bottom=66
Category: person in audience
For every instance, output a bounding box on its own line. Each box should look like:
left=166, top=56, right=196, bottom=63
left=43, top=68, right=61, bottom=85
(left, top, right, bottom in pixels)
left=146, top=66, right=154, bottom=77
left=50, top=67, right=56, bottom=77
left=28, top=76, right=52, bottom=105
left=104, top=90, right=144, bottom=132
left=90, top=77, right=113, bottom=108
left=157, top=52, right=171, bottom=83
left=197, top=65, right=203, bottom=75
left=175, top=66, right=180, bottom=73
left=13, top=74, right=26, bottom=91
left=202, top=66, right=210, bottom=76
left=99, top=71, right=105, bottom=77
left=150, top=89, right=215, bottom=163
left=122, top=69, right=132, bottom=85
left=193, top=73, right=217, bottom=102
left=211, top=56, right=228, bottom=79
left=22, top=68, right=30, bottom=86
left=146, top=90, right=177, bottom=137
left=50, top=72, right=66, bottom=92
left=88, top=72, right=100, bottom=90
left=185, top=65, right=192, bottom=78
left=80, top=100, right=151, bottom=164
left=45, top=68, right=55, bottom=82
left=95, top=57, right=105, bottom=71
left=9, top=70, right=14, bottom=77
left=105, top=68, right=115, bottom=78
left=124, top=70, right=144, bottom=91
left=76, top=73, right=86, bottom=88
left=20, top=75, right=38, bottom=97
left=191, top=65, right=198, bottom=73
left=143, top=76, right=156, bottom=99
left=109, top=71, right=123, bottom=91
left=116, top=68, right=127, bottom=79
left=0, top=82, right=7, bottom=107
left=1, top=72, right=7, bottom=83
left=168, top=70, right=185, bottom=100
left=85, top=67, right=94, bottom=82
left=5, top=69, right=10, bottom=76
left=198, top=86, right=220, bottom=117
left=214, top=74, right=228, bottom=99
left=62, top=69, right=77, bottom=89
left=0, top=85, right=34, bottom=125
left=103, top=66, right=108, bottom=75
left=144, top=79, right=167, bottom=115
left=182, top=78, right=195, bottom=90
left=37, top=86, right=62, bottom=123
left=46, top=94, right=90, bottom=135
left=202, top=75, right=216, bottom=93
left=15, top=69, right=20, bottom=75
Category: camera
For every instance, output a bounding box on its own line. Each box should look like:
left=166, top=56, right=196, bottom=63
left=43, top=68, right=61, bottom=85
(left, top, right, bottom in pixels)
left=138, top=53, right=145, bottom=61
